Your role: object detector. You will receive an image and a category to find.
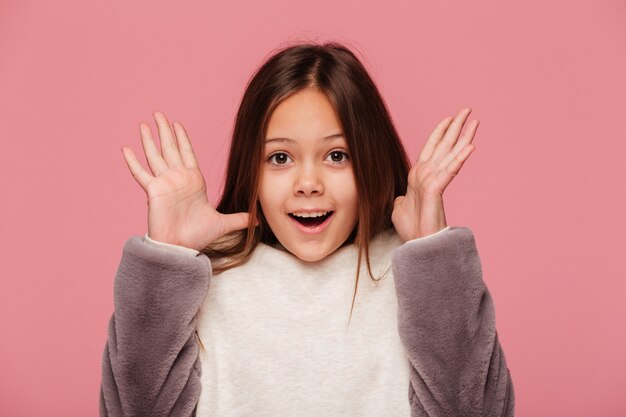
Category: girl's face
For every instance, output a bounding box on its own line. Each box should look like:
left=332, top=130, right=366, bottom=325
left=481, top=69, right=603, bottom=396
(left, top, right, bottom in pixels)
left=258, top=87, right=359, bottom=262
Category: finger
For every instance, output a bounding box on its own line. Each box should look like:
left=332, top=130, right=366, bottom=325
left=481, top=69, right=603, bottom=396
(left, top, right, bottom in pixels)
left=437, top=144, right=475, bottom=189
left=221, top=212, right=253, bottom=234
left=439, top=119, right=479, bottom=168
left=139, top=122, right=169, bottom=176
left=173, top=121, right=199, bottom=169
left=121, top=146, right=154, bottom=191
left=431, top=107, right=472, bottom=163
left=418, top=116, right=454, bottom=163
left=153, top=111, right=184, bottom=167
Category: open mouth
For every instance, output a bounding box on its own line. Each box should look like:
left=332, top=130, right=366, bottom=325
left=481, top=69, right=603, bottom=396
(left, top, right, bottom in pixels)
left=288, top=211, right=334, bottom=228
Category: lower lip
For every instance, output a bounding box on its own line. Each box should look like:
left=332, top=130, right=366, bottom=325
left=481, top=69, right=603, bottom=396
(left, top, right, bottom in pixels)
left=289, top=212, right=334, bottom=235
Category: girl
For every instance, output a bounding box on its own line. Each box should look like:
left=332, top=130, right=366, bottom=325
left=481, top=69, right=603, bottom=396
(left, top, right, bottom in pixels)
left=100, top=43, right=514, bottom=416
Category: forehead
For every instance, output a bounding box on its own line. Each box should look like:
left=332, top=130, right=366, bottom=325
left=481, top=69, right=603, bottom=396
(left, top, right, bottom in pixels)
left=265, top=88, right=343, bottom=140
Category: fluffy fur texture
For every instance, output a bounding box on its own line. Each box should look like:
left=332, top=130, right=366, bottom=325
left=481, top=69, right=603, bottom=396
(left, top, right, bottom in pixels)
left=100, top=226, right=514, bottom=416
left=100, top=236, right=211, bottom=416
left=392, top=227, right=515, bottom=416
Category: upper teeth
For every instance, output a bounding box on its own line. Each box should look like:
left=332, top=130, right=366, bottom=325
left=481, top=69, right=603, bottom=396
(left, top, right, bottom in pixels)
left=292, top=211, right=328, bottom=218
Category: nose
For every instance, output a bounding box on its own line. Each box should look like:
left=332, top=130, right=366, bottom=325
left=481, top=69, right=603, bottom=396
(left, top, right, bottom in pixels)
left=294, top=164, right=324, bottom=196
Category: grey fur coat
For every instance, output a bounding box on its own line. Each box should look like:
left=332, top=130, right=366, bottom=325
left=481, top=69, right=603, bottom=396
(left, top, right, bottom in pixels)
left=99, top=226, right=515, bottom=416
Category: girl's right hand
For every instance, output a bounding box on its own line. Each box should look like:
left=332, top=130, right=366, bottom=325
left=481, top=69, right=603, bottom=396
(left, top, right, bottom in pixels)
left=121, top=111, right=256, bottom=251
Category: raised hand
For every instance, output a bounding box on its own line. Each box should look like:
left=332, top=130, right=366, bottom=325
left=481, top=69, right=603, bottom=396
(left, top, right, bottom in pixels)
left=121, top=111, right=256, bottom=251
left=391, top=107, right=478, bottom=242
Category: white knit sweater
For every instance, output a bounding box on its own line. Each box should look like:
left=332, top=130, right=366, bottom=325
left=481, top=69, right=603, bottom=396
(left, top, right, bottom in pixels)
left=143, top=226, right=449, bottom=416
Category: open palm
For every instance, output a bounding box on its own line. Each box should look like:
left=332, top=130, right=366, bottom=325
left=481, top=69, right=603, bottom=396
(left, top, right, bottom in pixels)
left=392, top=107, right=478, bottom=241
left=121, top=111, right=253, bottom=250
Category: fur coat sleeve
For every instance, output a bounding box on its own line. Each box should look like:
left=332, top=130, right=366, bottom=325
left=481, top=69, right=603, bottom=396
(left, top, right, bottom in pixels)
left=99, top=236, right=211, bottom=417
left=392, top=226, right=515, bottom=416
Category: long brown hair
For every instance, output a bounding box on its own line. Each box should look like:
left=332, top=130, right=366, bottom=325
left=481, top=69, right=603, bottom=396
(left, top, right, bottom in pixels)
left=203, top=41, right=411, bottom=324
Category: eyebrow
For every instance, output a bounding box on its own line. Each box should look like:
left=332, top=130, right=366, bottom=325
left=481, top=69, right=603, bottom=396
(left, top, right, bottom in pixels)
left=264, top=133, right=344, bottom=144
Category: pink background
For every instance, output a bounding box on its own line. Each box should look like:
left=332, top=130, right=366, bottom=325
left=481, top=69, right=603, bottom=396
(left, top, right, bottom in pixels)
left=1, top=0, right=625, bottom=415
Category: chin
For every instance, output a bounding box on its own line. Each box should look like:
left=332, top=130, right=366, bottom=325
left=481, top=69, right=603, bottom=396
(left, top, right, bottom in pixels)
left=280, top=240, right=336, bottom=263
left=288, top=247, right=329, bottom=263
left=294, top=252, right=327, bottom=263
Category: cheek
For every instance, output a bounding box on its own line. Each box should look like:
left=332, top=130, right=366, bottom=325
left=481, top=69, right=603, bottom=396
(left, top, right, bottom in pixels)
left=258, top=171, right=286, bottom=213
left=341, top=173, right=359, bottom=207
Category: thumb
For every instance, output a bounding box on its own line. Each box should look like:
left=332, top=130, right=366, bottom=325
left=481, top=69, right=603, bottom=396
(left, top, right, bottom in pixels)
left=393, top=196, right=405, bottom=207
left=220, top=212, right=254, bottom=234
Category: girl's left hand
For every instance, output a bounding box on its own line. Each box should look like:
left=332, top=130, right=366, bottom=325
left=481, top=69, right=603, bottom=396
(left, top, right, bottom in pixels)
left=391, top=107, right=479, bottom=242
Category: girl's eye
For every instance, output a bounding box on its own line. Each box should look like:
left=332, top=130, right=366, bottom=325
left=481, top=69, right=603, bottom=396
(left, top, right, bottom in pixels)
left=268, top=152, right=292, bottom=165
left=267, top=151, right=349, bottom=165
left=326, top=151, right=350, bottom=163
